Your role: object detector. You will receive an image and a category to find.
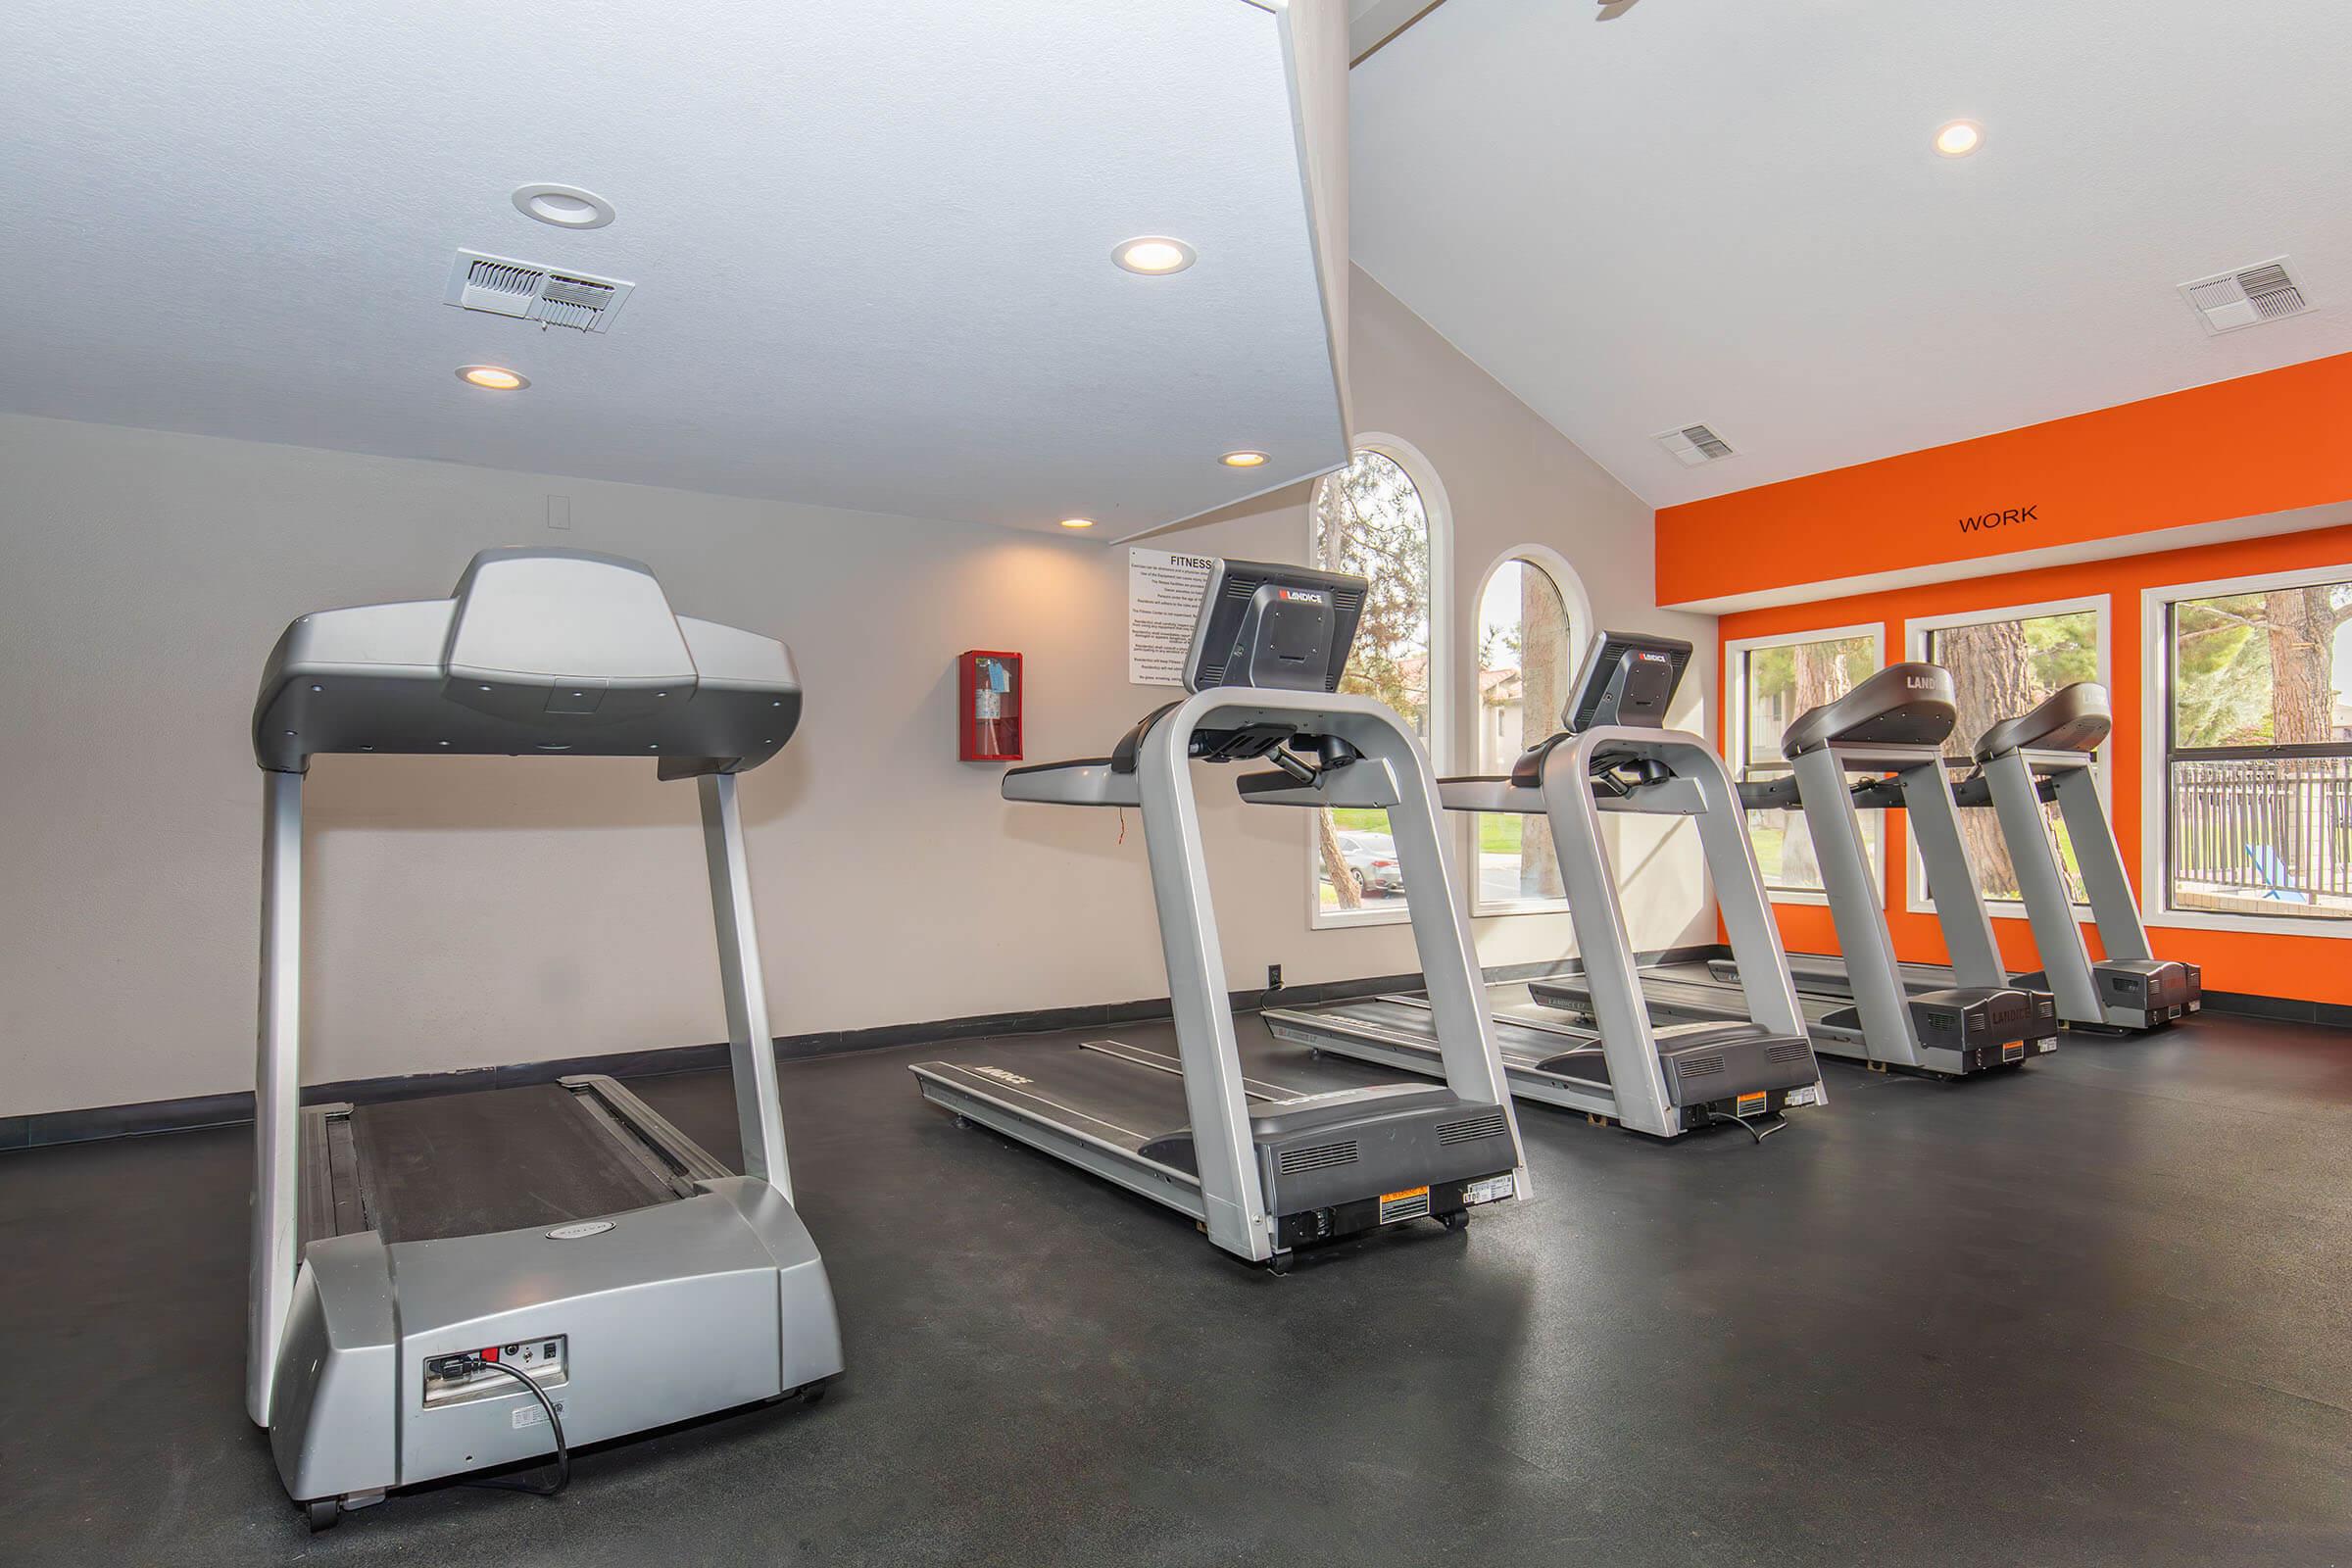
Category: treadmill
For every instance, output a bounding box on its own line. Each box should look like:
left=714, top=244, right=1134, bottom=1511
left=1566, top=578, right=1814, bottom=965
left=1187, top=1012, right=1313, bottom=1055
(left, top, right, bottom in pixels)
left=1266, top=632, right=1826, bottom=1139
left=1536, top=662, right=2059, bottom=1076
left=1731, top=684, right=2199, bottom=1031
left=249, top=549, right=842, bottom=1527
left=912, top=559, right=1528, bottom=1268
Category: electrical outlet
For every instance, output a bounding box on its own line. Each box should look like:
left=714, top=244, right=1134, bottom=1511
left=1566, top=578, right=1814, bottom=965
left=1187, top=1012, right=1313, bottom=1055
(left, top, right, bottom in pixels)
left=546, top=495, right=572, bottom=530
left=1267, top=964, right=1283, bottom=991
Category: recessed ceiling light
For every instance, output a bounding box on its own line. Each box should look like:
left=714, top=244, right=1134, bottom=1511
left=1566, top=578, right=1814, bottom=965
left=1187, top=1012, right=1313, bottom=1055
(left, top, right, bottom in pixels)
left=1934, top=120, right=1983, bottom=158
left=457, top=365, right=529, bottom=390
left=513, top=183, right=616, bottom=229
left=1219, top=450, right=1270, bottom=468
left=1058, top=516, right=1097, bottom=530
left=1113, top=237, right=1197, bottom=275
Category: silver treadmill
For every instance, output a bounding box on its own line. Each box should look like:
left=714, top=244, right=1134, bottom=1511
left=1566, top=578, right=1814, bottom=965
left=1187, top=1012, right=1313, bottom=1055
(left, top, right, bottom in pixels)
left=1539, top=663, right=2059, bottom=1076
left=1740, top=684, right=2200, bottom=1031
left=912, top=559, right=1528, bottom=1268
left=249, top=549, right=842, bottom=1527
left=1266, top=632, right=1827, bottom=1139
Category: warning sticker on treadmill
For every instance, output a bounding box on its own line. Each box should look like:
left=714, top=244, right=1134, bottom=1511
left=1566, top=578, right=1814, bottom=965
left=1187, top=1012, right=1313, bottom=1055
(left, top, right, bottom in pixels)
left=1736, top=1092, right=1767, bottom=1116
left=1128, top=549, right=1213, bottom=686
left=1378, top=1186, right=1432, bottom=1224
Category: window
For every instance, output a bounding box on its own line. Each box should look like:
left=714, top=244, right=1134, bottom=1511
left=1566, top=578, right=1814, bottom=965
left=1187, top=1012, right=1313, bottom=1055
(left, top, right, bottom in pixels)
left=1308, top=441, right=1447, bottom=926
left=1727, top=627, right=1884, bottom=900
left=2157, top=570, right=2352, bottom=924
left=1909, top=602, right=2104, bottom=912
left=1470, top=553, right=1586, bottom=914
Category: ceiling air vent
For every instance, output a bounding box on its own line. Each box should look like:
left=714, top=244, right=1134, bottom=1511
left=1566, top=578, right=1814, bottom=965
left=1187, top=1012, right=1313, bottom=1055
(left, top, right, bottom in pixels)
left=444, top=249, right=635, bottom=334
left=2179, top=258, right=2312, bottom=333
left=1656, top=423, right=1735, bottom=466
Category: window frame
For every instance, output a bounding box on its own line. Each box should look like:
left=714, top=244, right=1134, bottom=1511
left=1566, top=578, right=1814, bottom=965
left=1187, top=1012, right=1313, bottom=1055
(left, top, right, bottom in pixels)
left=2139, top=563, right=2352, bottom=940
left=1304, top=432, right=1453, bottom=931
left=1901, top=595, right=2111, bottom=920
left=1465, top=544, right=1593, bottom=918
left=1722, top=620, right=1889, bottom=907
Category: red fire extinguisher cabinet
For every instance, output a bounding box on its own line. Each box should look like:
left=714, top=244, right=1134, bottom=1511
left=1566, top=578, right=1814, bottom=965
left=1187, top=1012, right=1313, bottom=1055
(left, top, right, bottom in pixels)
left=958, top=650, right=1022, bottom=761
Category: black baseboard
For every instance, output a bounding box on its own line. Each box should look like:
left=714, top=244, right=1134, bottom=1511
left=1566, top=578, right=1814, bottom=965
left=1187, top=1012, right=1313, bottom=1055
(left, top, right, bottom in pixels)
left=0, top=939, right=1983, bottom=1151
left=2198, top=990, right=2352, bottom=1029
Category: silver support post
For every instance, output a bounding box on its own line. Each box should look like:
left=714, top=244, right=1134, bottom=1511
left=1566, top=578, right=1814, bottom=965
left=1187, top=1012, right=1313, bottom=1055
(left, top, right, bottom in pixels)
left=698, top=772, right=790, bottom=1196
left=1901, top=754, right=2007, bottom=988
left=1372, top=705, right=1525, bottom=1181
left=2046, top=756, right=2155, bottom=963
left=1542, top=733, right=1680, bottom=1135
left=1983, top=750, right=2100, bottom=1019
left=1673, top=738, right=1807, bottom=1045
left=248, top=769, right=304, bottom=1426
left=1793, top=746, right=1924, bottom=1068
left=1138, top=698, right=1272, bottom=1259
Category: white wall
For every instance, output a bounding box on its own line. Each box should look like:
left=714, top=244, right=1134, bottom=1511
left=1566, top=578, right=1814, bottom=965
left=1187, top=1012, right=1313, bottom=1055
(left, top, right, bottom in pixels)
left=0, top=271, right=1714, bottom=1118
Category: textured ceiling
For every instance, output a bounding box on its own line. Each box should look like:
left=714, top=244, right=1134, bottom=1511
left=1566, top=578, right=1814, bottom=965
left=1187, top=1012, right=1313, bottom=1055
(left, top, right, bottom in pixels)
left=1352, top=0, right=2352, bottom=506
left=0, top=1, right=1346, bottom=535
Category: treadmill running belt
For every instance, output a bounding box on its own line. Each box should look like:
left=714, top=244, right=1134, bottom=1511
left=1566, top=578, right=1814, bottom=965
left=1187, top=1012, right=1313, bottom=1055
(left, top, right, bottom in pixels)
left=348, top=1083, right=680, bottom=1245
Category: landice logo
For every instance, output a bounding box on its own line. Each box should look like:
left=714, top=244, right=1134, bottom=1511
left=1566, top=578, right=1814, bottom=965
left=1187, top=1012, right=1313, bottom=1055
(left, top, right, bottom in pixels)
left=1959, top=504, right=2038, bottom=534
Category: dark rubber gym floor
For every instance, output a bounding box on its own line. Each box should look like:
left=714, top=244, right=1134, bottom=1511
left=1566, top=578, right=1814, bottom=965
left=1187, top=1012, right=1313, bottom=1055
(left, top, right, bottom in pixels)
left=5, top=994, right=2349, bottom=1565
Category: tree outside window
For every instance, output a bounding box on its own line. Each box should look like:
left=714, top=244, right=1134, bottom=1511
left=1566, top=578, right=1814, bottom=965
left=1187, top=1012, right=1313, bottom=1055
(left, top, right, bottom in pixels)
left=1740, top=633, right=1881, bottom=894
left=2166, top=577, right=2352, bottom=919
left=1473, top=558, right=1575, bottom=911
left=1311, top=450, right=1432, bottom=917
left=1924, top=610, right=2100, bottom=905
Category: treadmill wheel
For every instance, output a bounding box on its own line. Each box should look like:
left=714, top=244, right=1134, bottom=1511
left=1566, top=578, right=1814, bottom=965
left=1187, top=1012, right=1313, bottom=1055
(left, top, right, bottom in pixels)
left=799, top=1383, right=828, bottom=1405
left=305, top=1500, right=340, bottom=1533
left=1437, top=1210, right=1469, bottom=1233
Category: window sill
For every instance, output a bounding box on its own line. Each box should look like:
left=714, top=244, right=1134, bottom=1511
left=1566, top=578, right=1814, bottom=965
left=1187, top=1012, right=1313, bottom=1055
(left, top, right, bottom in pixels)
left=1472, top=898, right=1572, bottom=919
left=1907, top=899, right=2093, bottom=922
left=1310, top=904, right=1413, bottom=932
left=2146, top=906, right=2352, bottom=939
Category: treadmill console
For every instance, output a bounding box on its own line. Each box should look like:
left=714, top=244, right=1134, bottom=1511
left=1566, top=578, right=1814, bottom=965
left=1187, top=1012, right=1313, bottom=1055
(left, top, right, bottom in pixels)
left=1563, top=631, right=1692, bottom=733
left=1503, top=631, right=1692, bottom=790
left=1182, top=559, right=1366, bottom=694
left=1972, top=681, right=2113, bottom=761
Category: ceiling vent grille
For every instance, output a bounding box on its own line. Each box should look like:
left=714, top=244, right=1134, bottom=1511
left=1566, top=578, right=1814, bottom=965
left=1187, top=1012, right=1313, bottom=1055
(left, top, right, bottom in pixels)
left=2179, top=257, right=2312, bottom=334
left=444, top=249, right=635, bottom=334
left=1656, top=423, right=1735, bottom=466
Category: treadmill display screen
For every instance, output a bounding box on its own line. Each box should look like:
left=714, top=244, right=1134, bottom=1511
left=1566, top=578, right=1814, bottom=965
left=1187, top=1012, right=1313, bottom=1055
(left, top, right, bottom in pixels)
left=1182, top=559, right=1367, bottom=694
left=1562, top=631, right=1693, bottom=733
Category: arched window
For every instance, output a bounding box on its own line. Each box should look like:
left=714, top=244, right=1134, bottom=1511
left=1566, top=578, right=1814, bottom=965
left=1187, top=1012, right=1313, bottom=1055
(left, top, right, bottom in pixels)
left=1309, top=439, right=1449, bottom=925
left=1471, top=550, right=1587, bottom=913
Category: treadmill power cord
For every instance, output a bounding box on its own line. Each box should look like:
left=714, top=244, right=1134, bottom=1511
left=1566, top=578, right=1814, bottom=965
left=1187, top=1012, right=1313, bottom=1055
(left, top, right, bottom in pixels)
left=1716, top=1108, right=1788, bottom=1145
left=443, top=1355, right=571, bottom=1499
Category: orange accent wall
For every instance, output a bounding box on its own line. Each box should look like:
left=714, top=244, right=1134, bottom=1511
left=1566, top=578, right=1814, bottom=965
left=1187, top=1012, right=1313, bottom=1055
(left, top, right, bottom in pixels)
left=1717, top=523, right=2352, bottom=1005
left=1658, top=351, right=2352, bottom=608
